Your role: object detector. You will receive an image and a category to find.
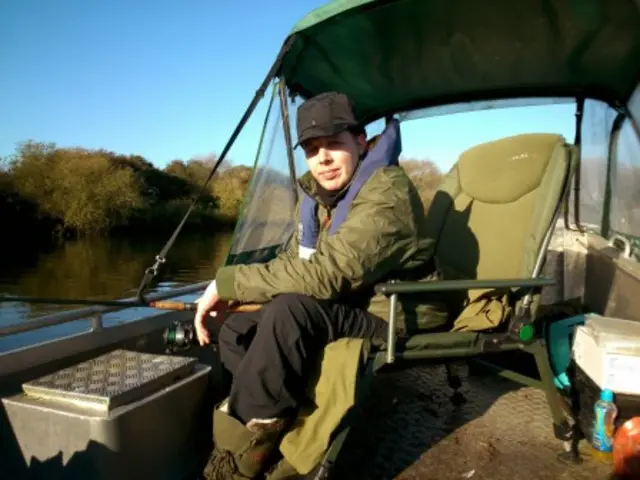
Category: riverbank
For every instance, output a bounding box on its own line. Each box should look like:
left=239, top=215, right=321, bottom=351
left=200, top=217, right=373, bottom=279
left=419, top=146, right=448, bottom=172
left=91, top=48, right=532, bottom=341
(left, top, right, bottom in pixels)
left=0, top=140, right=252, bottom=243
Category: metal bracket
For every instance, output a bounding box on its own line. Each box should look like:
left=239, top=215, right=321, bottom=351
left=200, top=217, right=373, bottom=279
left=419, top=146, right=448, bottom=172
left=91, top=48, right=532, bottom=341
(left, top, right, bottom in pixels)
left=90, top=314, right=103, bottom=332
left=608, top=234, right=632, bottom=259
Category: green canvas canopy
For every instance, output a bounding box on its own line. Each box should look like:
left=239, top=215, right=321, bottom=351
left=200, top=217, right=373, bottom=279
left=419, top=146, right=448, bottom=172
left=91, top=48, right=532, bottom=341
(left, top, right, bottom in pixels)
left=277, top=0, right=640, bottom=123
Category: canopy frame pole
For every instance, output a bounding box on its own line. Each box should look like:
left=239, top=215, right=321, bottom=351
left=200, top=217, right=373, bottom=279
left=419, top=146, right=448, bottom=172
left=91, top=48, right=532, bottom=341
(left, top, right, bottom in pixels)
left=134, top=36, right=296, bottom=302
left=279, top=78, right=299, bottom=204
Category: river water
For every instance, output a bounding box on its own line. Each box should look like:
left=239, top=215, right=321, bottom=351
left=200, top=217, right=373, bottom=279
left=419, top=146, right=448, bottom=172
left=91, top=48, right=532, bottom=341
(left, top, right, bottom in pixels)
left=0, top=232, right=233, bottom=351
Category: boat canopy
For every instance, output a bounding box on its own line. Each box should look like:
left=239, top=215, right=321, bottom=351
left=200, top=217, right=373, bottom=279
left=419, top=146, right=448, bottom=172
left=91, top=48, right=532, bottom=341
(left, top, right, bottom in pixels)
left=221, top=0, right=640, bottom=265
left=276, top=0, right=640, bottom=123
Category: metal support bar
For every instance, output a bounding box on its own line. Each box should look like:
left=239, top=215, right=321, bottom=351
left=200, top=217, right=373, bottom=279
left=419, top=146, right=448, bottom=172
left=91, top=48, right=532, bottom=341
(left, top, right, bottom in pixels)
left=371, top=342, right=524, bottom=369
left=375, top=277, right=554, bottom=295
left=398, top=343, right=522, bottom=360
left=570, top=97, right=585, bottom=232
left=386, top=293, right=398, bottom=364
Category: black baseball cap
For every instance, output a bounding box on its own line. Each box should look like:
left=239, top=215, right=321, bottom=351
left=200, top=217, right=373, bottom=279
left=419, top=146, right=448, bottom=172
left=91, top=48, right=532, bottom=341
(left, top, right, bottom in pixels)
left=295, top=92, right=362, bottom=148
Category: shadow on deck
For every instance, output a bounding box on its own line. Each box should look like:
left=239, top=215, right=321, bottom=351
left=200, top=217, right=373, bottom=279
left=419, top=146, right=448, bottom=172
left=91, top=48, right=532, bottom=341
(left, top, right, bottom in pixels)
left=333, top=363, right=614, bottom=480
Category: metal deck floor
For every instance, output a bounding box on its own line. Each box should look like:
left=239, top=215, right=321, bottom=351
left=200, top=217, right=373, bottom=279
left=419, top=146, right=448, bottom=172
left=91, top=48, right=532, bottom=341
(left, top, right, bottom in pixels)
left=332, top=363, right=614, bottom=480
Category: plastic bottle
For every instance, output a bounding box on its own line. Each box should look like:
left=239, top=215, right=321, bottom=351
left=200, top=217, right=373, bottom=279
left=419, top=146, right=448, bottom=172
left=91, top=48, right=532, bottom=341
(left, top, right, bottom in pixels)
left=591, top=388, right=619, bottom=463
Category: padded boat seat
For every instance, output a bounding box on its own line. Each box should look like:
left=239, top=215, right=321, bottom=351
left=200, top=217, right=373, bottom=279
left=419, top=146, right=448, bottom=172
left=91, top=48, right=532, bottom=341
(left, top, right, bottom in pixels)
left=275, top=133, right=575, bottom=476
left=402, top=133, right=574, bottom=334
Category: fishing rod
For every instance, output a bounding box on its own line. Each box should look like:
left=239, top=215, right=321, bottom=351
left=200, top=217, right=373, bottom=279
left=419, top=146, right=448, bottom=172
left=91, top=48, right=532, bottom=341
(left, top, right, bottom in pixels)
left=1, top=293, right=261, bottom=352
left=3, top=41, right=295, bottom=319
left=134, top=39, right=294, bottom=304
left=0, top=294, right=262, bottom=313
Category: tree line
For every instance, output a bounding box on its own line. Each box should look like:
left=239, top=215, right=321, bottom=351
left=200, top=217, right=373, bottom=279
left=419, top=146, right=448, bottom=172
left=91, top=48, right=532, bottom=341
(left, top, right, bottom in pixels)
left=0, top=141, right=254, bottom=243
left=0, top=140, right=445, bottom=245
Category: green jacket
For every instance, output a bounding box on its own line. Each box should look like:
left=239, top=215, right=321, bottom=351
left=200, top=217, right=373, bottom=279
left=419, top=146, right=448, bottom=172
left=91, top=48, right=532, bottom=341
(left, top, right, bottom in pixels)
left=215, top=166, right=446, bottom=331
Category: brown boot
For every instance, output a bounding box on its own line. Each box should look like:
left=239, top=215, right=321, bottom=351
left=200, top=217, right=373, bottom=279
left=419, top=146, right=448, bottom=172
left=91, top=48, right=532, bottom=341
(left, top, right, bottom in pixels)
left=203, top=401, right=286, bottom=480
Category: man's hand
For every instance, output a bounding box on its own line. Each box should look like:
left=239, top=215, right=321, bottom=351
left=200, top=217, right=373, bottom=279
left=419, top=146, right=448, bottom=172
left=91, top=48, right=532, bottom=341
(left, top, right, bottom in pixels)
left=194, top=280, right=229, bottom=346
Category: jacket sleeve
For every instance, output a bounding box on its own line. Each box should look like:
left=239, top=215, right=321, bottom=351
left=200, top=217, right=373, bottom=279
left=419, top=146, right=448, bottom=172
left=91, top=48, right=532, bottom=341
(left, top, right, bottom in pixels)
left=215, top=168, right=433, bottom=303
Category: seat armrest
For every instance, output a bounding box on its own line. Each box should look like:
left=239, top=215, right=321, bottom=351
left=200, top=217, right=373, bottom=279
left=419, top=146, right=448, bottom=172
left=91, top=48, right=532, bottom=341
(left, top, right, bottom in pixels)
left=376, top=277, right=555, bottom=364
left=374, top=277, right=554, bottom=295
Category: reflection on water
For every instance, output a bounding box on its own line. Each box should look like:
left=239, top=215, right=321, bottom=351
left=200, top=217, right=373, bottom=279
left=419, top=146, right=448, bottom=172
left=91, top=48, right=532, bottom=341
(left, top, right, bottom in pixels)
left=0, top=232, right=233, bottom=325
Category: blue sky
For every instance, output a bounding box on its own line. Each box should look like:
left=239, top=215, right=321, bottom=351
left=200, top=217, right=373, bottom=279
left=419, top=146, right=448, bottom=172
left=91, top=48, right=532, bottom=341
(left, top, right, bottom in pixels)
left=1, top=0, right=577, bottom=174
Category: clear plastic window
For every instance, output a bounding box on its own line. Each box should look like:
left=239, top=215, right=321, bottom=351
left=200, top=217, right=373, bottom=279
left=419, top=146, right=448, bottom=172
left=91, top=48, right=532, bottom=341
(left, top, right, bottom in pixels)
left=227, top=85, right=299, bottom=259
left=610, top=117, right=640, bottom=259
left=568, top=99, right=618, bottom=230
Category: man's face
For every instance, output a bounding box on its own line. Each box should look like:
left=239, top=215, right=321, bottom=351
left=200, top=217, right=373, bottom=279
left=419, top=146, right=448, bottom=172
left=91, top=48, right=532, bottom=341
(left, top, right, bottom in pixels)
left=302, top=130, right=366, bottom=191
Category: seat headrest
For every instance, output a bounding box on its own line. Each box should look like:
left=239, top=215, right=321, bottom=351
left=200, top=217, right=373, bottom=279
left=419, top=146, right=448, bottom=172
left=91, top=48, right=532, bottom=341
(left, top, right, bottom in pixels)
left=456, top=133, right=566, bottom=204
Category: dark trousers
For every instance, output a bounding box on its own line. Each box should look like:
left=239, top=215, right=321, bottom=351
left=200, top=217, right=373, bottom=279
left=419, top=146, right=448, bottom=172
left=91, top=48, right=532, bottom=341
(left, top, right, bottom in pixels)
left=217, top=293, right=387, bottom=424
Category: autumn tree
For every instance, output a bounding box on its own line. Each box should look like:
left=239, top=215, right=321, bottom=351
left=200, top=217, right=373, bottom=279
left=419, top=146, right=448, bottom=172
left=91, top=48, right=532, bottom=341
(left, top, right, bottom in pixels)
left=400, top=158, right=443, bottom=207
left=9, top=142, right=143, bottom=233
left=211, top=165, right=254, bottom=220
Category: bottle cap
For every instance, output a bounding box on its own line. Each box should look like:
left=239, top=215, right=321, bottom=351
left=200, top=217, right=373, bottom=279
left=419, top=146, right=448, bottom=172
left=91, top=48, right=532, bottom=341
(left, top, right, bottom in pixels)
left=601, top=389, right=614, bottom=402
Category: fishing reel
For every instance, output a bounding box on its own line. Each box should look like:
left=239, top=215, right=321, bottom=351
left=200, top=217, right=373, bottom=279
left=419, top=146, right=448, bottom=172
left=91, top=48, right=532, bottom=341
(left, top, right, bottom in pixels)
left=162, top=320, right=198, bottom=354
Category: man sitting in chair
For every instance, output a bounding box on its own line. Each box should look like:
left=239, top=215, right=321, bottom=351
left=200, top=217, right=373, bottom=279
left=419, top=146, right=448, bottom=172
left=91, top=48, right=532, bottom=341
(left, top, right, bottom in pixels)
left=194, top=91, right=438, bottom=479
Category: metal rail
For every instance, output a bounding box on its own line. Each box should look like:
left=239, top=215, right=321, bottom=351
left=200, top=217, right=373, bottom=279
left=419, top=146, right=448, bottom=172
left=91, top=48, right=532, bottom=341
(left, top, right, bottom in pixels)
left=0, top=281, right=210, bottom=338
